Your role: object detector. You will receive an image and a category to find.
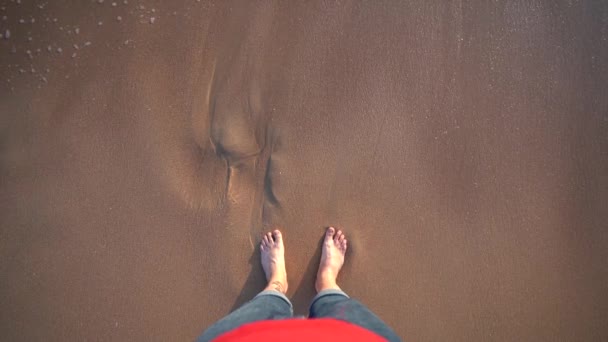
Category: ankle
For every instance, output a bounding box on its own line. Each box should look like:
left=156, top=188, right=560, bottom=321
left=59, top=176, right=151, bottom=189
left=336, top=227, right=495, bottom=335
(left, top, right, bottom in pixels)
left=265, top=279, right=288, bottom=294
left=315, top=282, right=340, bottom=293
left=315, top=274, right=340, bottom=293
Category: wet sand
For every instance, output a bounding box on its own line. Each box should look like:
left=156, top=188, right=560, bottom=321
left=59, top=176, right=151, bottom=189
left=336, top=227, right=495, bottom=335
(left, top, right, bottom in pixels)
left=1, top=1, right=607, bottom=341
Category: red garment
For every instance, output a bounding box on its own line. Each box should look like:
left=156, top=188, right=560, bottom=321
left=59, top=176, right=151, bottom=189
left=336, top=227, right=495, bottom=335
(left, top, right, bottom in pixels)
left=215, top=318, right=386, bottom=341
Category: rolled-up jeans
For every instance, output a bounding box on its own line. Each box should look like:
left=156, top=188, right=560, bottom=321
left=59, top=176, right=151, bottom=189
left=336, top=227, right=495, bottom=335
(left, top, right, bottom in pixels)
left=197, top=289, right=401, bottom=342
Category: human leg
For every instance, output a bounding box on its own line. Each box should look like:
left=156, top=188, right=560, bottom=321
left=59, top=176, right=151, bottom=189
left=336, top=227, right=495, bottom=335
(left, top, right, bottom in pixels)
left=309, top=289, right=400, bottom=342
left=198, top=290, right=292, bottom=342
left=310, top=227, right=401, bottom=342
left=198, top=230, right=290, bottom=342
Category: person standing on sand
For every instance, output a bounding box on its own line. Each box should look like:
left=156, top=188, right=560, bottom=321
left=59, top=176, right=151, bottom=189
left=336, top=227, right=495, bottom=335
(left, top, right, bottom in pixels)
left=197, top=227, right=401, bottom=342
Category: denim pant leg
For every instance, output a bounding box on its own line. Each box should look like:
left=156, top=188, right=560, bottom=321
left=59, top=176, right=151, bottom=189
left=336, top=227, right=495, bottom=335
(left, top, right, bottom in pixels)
left=197, top=290, right=293, bottom=342
left=309, top=289, right=401, bottom=342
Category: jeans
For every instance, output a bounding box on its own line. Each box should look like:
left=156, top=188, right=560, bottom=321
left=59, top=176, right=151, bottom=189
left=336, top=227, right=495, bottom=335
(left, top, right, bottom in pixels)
left=198, top=289, right=401, bottom=342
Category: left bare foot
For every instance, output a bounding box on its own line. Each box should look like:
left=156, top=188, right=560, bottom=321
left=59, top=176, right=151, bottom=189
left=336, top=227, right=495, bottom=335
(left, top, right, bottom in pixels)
left=260, top=230, right=288, bottom=294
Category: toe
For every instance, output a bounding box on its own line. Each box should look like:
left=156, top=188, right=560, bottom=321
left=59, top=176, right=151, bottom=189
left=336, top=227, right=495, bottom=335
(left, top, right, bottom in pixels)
left=266, top=232, right=273, bottom=243
left=262, top=234, right=270, bottom=245
left=273, top=230, right=283, bottom=244
left=339, top=234, right=345, bottom=242
left=335, top=230, right=343, bottom=243
left=326, top=227, right=336, bottom=240
left=260, top=243, right=266, bottom=251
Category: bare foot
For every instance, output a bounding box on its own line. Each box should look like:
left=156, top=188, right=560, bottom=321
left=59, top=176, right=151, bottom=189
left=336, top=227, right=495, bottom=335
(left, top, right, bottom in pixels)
left=316, top=227, right=347, bottom=292
left=260, top=230, right=288, bottom=294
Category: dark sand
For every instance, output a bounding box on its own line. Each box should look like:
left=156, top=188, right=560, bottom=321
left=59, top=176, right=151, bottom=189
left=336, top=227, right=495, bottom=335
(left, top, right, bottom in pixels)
left=1, top=1, right=607, bottom=341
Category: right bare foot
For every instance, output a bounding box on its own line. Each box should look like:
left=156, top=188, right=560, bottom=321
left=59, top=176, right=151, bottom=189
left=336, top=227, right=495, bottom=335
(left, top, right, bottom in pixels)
left=316, top=227, right=348, bottom=292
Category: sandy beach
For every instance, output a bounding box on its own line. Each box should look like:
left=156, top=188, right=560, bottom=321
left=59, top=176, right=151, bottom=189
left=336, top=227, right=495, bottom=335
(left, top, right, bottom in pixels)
left=1, top=1, right=607, bottom=341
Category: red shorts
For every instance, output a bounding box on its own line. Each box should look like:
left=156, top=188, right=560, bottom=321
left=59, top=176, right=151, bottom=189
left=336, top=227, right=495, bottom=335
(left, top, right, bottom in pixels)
left=215, top=318, right=387, bottom=342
